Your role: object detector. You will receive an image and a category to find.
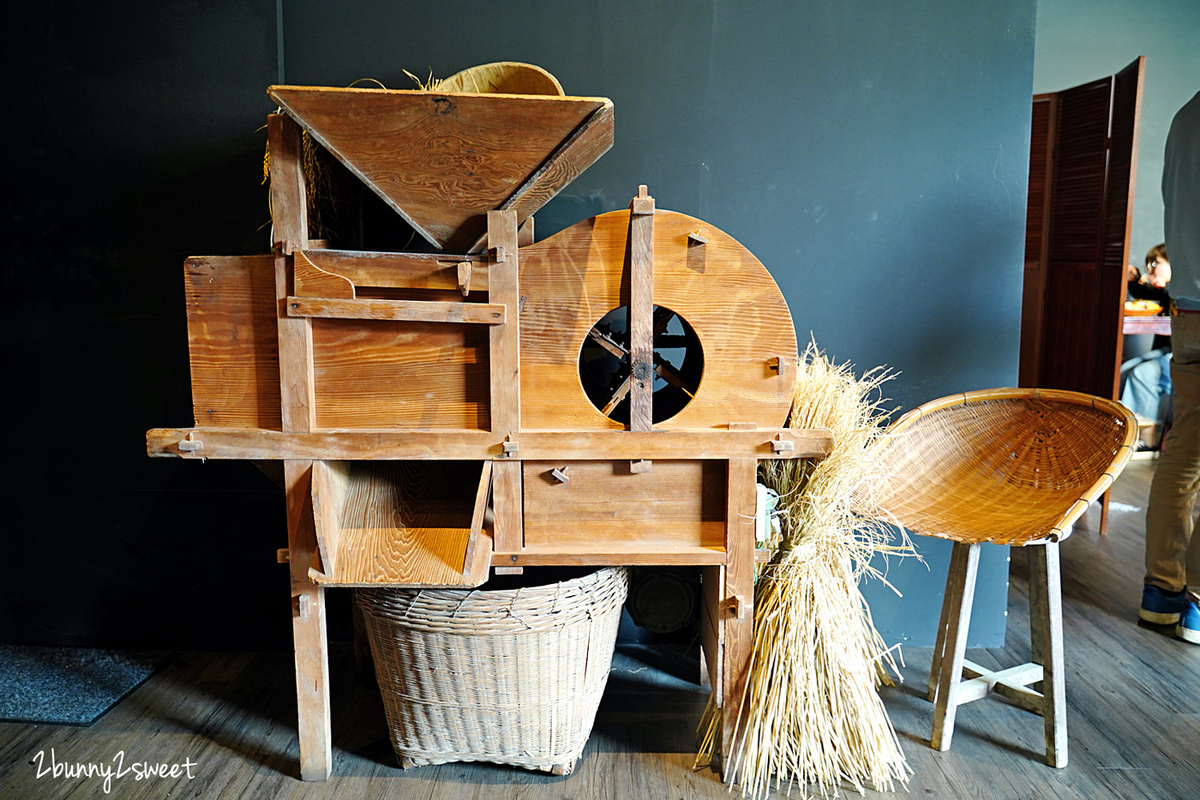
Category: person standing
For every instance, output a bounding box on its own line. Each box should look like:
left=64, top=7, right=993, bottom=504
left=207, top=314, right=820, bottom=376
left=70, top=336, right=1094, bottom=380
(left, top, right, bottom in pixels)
left=1141, top=90, right=1200, bottom=643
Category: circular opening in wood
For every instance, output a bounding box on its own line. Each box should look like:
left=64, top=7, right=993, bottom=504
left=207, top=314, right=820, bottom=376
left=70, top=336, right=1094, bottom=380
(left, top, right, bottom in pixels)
left=577, top=305, right=704, bottom=425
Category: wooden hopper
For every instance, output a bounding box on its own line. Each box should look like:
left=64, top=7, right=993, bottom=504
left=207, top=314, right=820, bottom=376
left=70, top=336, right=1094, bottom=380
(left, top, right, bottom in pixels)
left=268, top=85, right=614, bottom=253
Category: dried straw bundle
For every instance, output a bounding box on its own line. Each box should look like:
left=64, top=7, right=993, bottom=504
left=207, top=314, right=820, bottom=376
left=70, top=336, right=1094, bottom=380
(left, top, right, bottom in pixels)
left=698, top=342, right=911, bottom=798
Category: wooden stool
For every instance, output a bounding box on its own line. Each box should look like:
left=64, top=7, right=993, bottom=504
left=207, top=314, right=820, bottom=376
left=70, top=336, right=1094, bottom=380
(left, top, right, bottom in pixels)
left=870, top=388, right=1137, bottom=767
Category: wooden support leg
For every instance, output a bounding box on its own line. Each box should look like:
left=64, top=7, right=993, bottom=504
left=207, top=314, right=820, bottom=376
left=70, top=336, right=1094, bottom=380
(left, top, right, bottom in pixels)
left=719, top=458, right=757, bottom=783
left=1028, top=544, right=1046, bottom=679
left=930, top=541, right=980, bottom=752
left=269, top=112, right=327, bottom=779
left=487, top=210, right=524, bottom=562
left=285, top=460, right=332, bottom=781
left=928, top=553, right=957, bottom=703
left=1029, top=542, right=1068, bottom=767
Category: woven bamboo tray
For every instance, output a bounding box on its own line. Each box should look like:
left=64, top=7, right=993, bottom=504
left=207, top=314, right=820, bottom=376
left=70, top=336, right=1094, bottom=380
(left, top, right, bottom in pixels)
left=357, top=567, right=629, bottom=775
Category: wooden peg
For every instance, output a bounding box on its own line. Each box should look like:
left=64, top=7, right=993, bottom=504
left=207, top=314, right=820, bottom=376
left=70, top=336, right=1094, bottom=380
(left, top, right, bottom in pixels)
left=178, top=432, right=203, bottom=453
left=457, top=261, right=472, bottom=296
left=630, top=459, right=653, bottom=474
left=769, top=355, right=797, bottom=377
left=772, top=434, right=795, bottom=453
left=277, top=548, right=291, bottom=564
left=725, top=594, right=750, bottom=620
left=550, top=467, right=570, bottom=484
left=494, top=566, right=524, bottom=576
left=517, top=216, right=535, bottom=247
left=631, top=185, right=656, bottom=216
left=727, top=422, right=757, bottom=431
left=490, top=245, right=506, bottom=263
left=688, top=230, right=708, bottom=245
left=501, top=435, right=519, bottom=456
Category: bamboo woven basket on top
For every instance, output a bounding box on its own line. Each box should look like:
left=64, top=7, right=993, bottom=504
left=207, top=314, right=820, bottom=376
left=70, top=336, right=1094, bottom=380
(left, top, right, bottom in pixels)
left=869, top=387, right=1137, bottom=546
left=434, top=61, right=565, bottom=96
left=357, top=567, right=629, bottom=775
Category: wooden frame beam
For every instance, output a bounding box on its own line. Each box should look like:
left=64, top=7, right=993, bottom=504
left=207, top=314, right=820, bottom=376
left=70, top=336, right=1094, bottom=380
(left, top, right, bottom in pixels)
left=147, top=427, right=831, bottom=462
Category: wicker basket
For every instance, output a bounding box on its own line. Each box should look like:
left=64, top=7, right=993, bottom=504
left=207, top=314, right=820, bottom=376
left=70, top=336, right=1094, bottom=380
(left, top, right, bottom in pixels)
left=357, top=567, right=629, bottom=775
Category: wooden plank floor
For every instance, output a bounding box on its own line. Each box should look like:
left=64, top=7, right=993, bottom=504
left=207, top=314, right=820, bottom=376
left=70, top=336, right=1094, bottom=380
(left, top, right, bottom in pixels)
left=3, top=461, right=1199, bottom=799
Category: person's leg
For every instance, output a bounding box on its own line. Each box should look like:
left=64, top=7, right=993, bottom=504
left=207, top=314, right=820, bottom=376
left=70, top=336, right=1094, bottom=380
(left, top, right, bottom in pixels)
left=1146, top=316, right=1200, bottom=598
left=1122, top=350, right=1169, bottom=424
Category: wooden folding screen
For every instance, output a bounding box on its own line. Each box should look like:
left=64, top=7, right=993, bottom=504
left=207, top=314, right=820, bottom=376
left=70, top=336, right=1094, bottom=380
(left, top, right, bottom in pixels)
left=1019, top=57, right=1144, bottom=400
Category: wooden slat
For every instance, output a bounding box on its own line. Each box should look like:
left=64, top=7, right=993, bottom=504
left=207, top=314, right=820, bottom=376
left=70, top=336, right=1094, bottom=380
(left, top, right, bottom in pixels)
left=719, top=457, right=758, bottom=779
left=491, top=460, right=523, bottom=556
left=519, top=460, right=724, bottom=553
left=495, top=546, right=725, bottom=567
left=309, top=460, right=351, bottom=576
left=301, top=249, right=489, bottom=293
left=1019, top=94, right=1056, bottom=389
left=700, top=564, right=724, bottom=706
left=146, top=427, right=832, bottom=461
left=488, top=211, right=523, bottom=555
left=183, top=255, right=281, bottom=429
left=287, top=296, right=506, bottom=325
left=1099, top=57, right=1145, bottom=401
left=460, top=461, right=494, bottom=577
left=268, top=86, right=610, bottom=252
left=628, top=187, right=655, bottom=432
left=488, top=210, right=521, bottom=433
left=269, top=113, right=308, bottom=258
left=271, top=115, right=316, bottom=433
left=956, top=660, right=1044, bottom=705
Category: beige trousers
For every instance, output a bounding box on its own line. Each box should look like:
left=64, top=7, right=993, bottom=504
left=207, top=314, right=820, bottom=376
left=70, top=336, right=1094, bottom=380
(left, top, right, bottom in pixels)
left=1146, top=312, right=1200, bottom=593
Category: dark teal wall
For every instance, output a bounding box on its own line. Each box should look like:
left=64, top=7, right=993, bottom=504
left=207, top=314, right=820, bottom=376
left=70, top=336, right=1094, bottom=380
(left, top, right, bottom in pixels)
left=2, top=0, right=1035, bottom=649
left=282, top=0, right=1035, bottom=647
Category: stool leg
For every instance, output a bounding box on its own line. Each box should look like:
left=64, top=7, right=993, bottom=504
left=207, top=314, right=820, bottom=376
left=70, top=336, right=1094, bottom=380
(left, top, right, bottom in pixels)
left=931, top=541, right=981, bottom=752
left=1029, top=542, right=1067, bottom=768
left=928, top=560, right=956, bottom=703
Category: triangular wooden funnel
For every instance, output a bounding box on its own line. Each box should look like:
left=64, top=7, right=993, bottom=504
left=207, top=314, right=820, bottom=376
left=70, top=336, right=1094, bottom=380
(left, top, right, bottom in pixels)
left=268, top=85, right=614, bottom=253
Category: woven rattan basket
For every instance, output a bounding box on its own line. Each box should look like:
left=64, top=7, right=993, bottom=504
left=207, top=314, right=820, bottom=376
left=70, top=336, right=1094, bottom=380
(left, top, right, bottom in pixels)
left=357, top=567, right=629, bottom=775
